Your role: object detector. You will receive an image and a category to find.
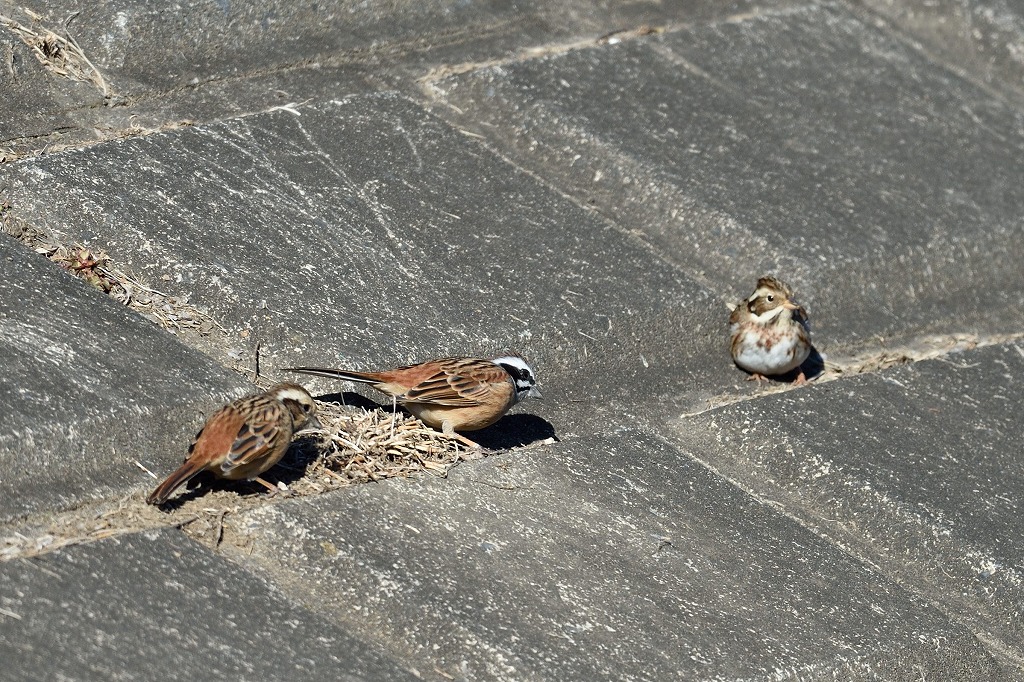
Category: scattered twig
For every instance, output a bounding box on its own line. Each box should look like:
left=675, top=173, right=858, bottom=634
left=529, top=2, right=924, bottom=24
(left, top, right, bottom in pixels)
left=133, top=460, right=159, bottom=480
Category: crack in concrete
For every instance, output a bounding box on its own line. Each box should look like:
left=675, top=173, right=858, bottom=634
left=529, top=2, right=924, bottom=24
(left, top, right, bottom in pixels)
left=0, top=205, right=228, bottom=342
left=0, top=446, right=468, bottom=563
left=0, top=12, right=536, bottom=161
left=681, top=332, right=1024, bottom=417
left=0, top=119, right=197, bottom=164
left=415, top=4, right=825, bottom=94
left=416, top=25, right=667, bottom=95
left=0, top=489, right=260, bottom=563
left=0, top=403, right=519, bottom=563
left=0, top=6, right=790, bottom=163
left=652, top=422, right=1024, bottom=672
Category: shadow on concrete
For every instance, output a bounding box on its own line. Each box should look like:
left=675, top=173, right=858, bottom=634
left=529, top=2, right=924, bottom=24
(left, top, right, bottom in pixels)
left=145, top=435, right=323, bottom=510
left=470, top=414, right=558, bottom=450
left=802, top=346, right=826, bottom=380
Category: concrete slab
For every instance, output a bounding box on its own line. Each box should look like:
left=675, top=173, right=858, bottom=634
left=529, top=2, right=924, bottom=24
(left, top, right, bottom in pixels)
left=8, top=0, right=540, bottom=94
left=0, top=0, right=804, bottom=157
left=857, top=0, right=1024, bottom=104
left=0, top=13, right=106, bottom=157
left=0, top=235, right=249, bottom=522
left=0, top=92, right=734, bottom=420
left=0, top=528, right=415, bottom=680
left=429, top=3, right=1024, bottom=356
left=671, top=341, right=1024, bottom=660
left=5, top=0, right=794, bottom=96
left=224, top=429, right=1008, bottom=680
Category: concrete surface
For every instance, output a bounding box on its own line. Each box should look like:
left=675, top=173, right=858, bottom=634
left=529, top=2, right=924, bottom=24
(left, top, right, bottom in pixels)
left=229, top=430, right=1009, bottom=680
left=2, top=0, right=1024, bottom=678
left=0, top=93, right=734, bottom=418
left=429, top=3, right=1024, bottom=354
left=0, top=528, right=415, bottom=680
left=672, top=341, right=1024, bottom=661
left=0, top=0, right=799, bottom=158
left=0, top=236, right=250, bottom=523
left=856, top=0, right=1024, bottom=104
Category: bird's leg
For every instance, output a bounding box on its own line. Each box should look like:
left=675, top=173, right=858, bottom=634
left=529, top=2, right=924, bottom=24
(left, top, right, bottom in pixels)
left=389, top=395, right=398, bottom=439
left=745, top=373, right=766, bottom=384
left=793, top=370, right=807, bottom=386
left=253, top=476, right=280, bottom=493
left=442, top=421, right=482, bottom=450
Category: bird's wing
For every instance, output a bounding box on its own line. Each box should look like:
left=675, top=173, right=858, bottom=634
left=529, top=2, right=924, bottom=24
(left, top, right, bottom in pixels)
left=221, top=399, right=285, bottom=471
left=402, top=358, right=507, bottom=407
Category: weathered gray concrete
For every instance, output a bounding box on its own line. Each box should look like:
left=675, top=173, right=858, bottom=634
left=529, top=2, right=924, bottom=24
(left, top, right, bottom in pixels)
left=0, top=25, right=103, bottom=154
left=856, top=0, right=1024, bottom=104
left=0, top=0, right=800, bottom=158
left=0, top=236, right=249, bottom=522
left=228, top=430, right=1009, bottom=680
left=2, top=0, right=1024, bottom=678
left=430, top=3, right=1024, bottom=357
left=1, top=0, right=793, bottom=101
left=671, top=341, right=1024, bottom=661
left=0, top=527, right=416, bottom=680
left=0, top=93, right=734, bottom=419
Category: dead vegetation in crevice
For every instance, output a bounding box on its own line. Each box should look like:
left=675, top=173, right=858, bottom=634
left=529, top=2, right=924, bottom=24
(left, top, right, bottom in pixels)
left=0, top=8, right=113, bottom=98
left=684, top=332, right=1024, bottom=417
left=0, top=400, right=515, bottom=560
left=0, top=202, right=496, bottom=558
left=817, top=331, right=1024, bottom=380
left=1, top=118, right=197, bottom=165
left=285, top=402, right=480, bottom=495
left=1, top=203, right=224, bottom=336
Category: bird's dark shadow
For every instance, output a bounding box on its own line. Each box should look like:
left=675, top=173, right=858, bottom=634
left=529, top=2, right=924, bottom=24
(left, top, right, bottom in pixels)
left=471, top=414, right=558, bottom=450
left=270, top=432, right=326, bottom=483
left=313, top=390, right=384, bottom=411
left=801, top=345, right=826, bottom=380
left=148, top=471, right=234, bottom=510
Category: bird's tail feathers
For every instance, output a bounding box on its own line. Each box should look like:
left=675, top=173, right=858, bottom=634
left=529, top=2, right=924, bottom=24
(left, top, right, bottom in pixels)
left=285, top=367, right=379, bottom=384
left=146, top=460, right=207, bottom=506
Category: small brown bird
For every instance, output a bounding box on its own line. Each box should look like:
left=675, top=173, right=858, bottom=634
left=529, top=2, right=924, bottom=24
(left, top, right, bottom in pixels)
left=147, top=383, right=318, bottom=506
left=287, top=356, right=541, bottom=448
left=730, top=276, right=812, bottom=384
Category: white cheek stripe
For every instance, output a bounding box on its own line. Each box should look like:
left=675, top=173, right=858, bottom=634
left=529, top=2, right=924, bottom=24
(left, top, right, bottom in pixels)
left=274, top=387, right=312, bottom=403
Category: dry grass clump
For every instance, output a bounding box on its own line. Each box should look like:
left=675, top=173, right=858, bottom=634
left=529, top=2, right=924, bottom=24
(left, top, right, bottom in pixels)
left=0, top=9, right=113, bottom=97
left=286, top=401, right=476, bottom=496
left=1, top=203, right=222, bottom=335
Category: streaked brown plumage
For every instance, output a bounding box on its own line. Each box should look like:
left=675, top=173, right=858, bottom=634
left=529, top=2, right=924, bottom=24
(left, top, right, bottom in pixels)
left=147, top=383, right=318, bottom=506
left=287, top=355, right=540, bottom=448
left=730, top=276, right=812, bottom=384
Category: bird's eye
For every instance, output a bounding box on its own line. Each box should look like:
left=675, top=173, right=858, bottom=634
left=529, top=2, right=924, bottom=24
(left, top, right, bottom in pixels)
left=766, top=295, right=774, bottom=302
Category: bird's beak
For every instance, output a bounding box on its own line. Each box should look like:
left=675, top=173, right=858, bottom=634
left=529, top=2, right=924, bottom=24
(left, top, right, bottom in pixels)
left=782, top=300, right=800, bottom=311
left=528, top=386, right=543, bottom=400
